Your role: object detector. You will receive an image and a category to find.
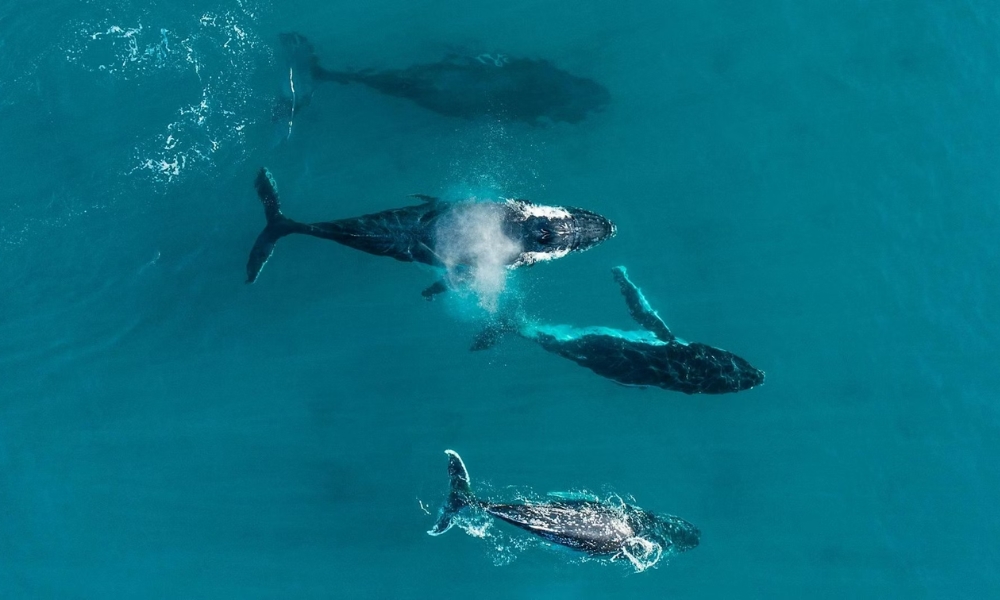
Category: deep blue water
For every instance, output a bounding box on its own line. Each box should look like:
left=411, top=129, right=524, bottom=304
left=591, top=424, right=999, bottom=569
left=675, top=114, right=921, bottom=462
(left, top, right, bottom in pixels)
left=2, top=0, right=999, bottom=597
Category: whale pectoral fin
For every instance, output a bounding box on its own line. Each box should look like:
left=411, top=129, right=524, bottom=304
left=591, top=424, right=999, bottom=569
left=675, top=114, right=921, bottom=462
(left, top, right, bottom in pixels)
left=409, top=194, right=440, bottom=204
left=611, top=266, right=675, bottom=342
left=421, top=279, right=449, bottom=301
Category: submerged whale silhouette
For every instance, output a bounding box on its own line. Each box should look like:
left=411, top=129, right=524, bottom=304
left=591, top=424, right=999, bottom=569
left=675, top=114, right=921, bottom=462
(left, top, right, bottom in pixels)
left=473, top=266, right=765, bottom=394
left=245, top=168, right=616, bottom=292
left=428, top=450, right=699, bottom=571
left=275, top=32, right=611, bottom=127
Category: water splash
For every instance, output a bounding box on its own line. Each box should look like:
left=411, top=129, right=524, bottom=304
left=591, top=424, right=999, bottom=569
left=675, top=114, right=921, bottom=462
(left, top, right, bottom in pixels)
left=63, top=1, right=270, bottom=187
left=441, top=485, right=676, bottom=573
left=445, top=119, right=543, bottom=198
left=448, top=504, right=534, bottom=566
left=616, top=536, right=663, bottom=572
left=433, top=201, right=522, bottom=313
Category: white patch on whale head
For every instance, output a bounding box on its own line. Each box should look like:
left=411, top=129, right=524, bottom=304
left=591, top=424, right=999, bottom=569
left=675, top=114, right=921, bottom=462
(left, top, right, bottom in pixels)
left=504, top=199, right=572, bottom=221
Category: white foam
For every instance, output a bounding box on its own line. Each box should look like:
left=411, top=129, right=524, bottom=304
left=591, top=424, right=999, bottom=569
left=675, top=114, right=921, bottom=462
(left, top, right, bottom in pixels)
left=65, top=1, right=269, bottom=187
left=434, top=202, right=522, bottom=313
left=618, top=537, right=664, bottom=573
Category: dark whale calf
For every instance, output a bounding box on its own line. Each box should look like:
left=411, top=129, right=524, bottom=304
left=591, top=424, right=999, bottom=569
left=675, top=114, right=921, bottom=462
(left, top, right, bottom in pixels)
left=428, top=450, right=699, bottom=571
left=245, top=168, right=616, bottom=291
left=275, top=32, right=610, bottom=127
left=474, top=266, right=765, bottom=394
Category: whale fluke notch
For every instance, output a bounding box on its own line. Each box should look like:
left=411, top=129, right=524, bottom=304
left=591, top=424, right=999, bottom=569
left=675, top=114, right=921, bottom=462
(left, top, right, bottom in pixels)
left=246, top=168, right=297, bottom=284
left=428, top=450, right=475, bottom=536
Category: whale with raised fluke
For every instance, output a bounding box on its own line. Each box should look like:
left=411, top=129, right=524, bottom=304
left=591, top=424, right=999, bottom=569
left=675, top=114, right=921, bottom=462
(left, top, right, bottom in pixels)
left=428, top=450, right=699, bottom=572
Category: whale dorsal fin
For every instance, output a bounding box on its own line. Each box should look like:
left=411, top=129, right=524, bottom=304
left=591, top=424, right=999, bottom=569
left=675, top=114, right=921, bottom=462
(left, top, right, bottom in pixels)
left=410, top=194, right=440, bottom=203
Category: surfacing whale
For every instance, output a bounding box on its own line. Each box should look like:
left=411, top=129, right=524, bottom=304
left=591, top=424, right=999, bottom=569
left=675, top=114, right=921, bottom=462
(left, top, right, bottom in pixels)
left=428, top=450, right=699, bottom=572
left=474, top=266, right=765, bottom=394
left=275, top=32, right=610, bottom=127
left=245, top=168, right=616, bottom=292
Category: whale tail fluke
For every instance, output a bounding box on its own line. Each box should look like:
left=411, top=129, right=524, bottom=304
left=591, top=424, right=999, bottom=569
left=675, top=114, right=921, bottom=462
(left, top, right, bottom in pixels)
left=246, top=168, right=301, bottom=283
left=279, top=31, right=352, bottom=85
left=428, top=450, right=475, bottom=536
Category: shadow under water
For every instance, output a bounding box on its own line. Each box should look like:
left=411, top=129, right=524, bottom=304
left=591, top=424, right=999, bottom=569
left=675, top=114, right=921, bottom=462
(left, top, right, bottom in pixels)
left=274, top=32, right=611, bottom=128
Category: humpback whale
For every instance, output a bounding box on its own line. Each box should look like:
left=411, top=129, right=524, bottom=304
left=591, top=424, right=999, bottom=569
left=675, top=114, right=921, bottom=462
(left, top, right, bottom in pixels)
left=428, top=450, right=699, bottom=571
left=474, top=266, right=765, bottom=394
left=245, top=168, right=616, bottom=289
left=275, top=32, right=610, bottom=127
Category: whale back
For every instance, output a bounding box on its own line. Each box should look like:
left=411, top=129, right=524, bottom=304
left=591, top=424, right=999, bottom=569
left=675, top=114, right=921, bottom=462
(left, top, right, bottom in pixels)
left=485, top=500, right=635, bottom=555
left=305, top=202, right=448, bottom=266
left=532, top=331, right=764, bottom=394
left=346, top=56, right=610, bottom=124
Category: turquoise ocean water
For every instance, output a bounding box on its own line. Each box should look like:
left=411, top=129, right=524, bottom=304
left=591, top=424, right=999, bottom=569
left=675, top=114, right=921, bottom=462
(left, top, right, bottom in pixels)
left=2, top=0, right=999, bottom=597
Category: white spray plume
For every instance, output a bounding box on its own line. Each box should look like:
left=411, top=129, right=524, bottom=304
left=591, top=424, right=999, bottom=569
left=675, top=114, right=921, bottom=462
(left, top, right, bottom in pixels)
left=433, top=201, right=521, bottom=313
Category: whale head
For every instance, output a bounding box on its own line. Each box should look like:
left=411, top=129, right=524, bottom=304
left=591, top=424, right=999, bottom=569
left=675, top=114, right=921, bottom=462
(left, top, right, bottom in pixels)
left=626, top=508, right=700, bottom=559
left=648, top=514, right=700, bottom=553
left=504, top=200, right=616, bottom=267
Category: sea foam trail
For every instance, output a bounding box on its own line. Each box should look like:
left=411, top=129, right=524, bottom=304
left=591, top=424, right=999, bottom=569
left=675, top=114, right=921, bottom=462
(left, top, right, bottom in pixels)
left=63, top=1, right=269, bottom=186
